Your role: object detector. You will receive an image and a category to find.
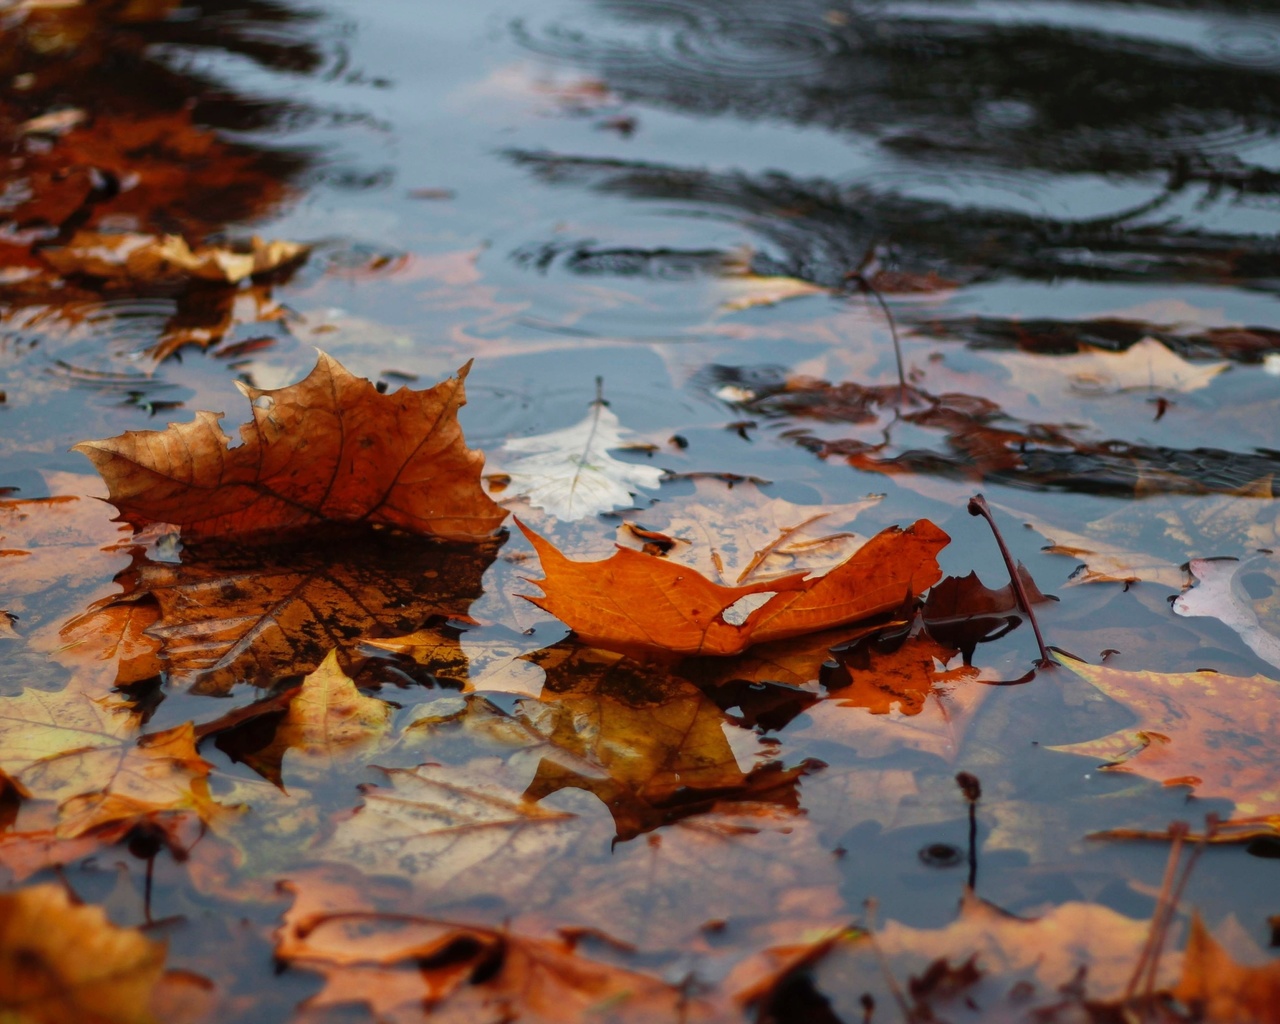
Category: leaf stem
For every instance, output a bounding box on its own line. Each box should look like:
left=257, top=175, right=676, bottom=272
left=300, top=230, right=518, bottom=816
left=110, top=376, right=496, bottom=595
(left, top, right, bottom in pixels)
left=966, top=494, right=1052, bottom=667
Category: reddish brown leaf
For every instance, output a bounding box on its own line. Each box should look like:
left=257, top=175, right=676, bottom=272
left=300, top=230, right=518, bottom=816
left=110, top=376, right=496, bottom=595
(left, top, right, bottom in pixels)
left=519, top=519, right=949, bottom=656
left=1175, top=912, right=1280, bottom=1022
left=74, top=353, right=506, bottom=541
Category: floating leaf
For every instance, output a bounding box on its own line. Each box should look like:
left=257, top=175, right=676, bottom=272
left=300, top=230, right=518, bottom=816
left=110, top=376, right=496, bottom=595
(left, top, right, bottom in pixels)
left=1173, top=553, right=1280, bottom=674
left=1175, top=912, right=1280, bottom=1022
left=519, top=518, right=948, bottom=656
left=74, top=353, right=506, bottom=541
left=494, top=399, right=664, bottom=521
left=42, top=231, right=307, bottom=285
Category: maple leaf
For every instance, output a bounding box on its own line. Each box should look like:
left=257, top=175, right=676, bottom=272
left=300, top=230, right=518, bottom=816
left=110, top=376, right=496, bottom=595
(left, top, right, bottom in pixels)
left=516, top=643, right=815, bottom=839
left=127, top=526, right=499, bottom=694
left=492, top=397, right=664, bottom=520
left=1175, top=912, right=1280, bottom=1022
left=240, top=650, right=393, bottom=786
left=1173, top=553, right=1280, bottom=674
left=1050, top=657, right=1280, bottom=816
left=923, top=565, right=1055, bottom=661
left=0, top=884, right=167, bottom=1024
left=41, top=231, right=307, bottom=285
left=518, top=518, right=949, bottom=656
left=614, top=478, right=881, bottom=584
left=317, top=760, right=579, bottom=902
left=276, top=865, right=723, bottom=1023
left=74, top=353, right=506, bottom=541
left=0, top=684, right=229, bottom=837
left=806, top=892, right=1176, bottom=1019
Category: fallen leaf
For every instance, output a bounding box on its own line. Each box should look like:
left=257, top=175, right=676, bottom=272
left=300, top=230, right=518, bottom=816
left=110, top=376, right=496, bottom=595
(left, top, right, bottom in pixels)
left=1173, top=554, right=1280, bottom=674
left=1050, top=656, right=1280, bottom=816
left=516, top=643, right=814, bottom=839
left=0, top=883, right=167, bottom=1024
left=1002, top=336, right=1229, bottom=394
left=717, top=273, right=831, bottom=312
left=317, top=760, right=578, bottom=903
left=809, top=891, right=1176, bottom=1019
left=493, top=399, right=664, bottom=521
left=130, top=527, right=498, bottom=694
left=1175, top=912, right=1280, bottom=1022
left=276, top=866, right=722, bottom=1023
left=42, top=231, right=307, bottom=285
left=923, top=565, right=1055, bottom=661
left=518, top=518, right=949, bottom=656
left=615, top=478, right=880, bottom=584
left=74, top=353, right=506, bottom=541
left=241, top=650, right=393, bottom=786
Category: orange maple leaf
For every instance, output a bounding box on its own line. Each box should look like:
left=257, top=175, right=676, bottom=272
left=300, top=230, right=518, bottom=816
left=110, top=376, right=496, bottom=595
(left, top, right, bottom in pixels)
left=74, top=353, right=506, bottom=541
left=518, top=518, right=949, bottom=656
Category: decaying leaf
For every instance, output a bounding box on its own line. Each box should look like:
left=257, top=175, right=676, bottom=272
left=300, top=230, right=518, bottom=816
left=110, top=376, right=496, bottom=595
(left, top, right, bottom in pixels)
left=74, top=353, right=506, bottom=541
left=1051, top=656, right=1280, bottom=816
left=1173, top=554, right=1280, bottom=674
left=1175, top=912, right=1280, bottom=1022
left=615, top=478, right=880, bottom=584
left=493, top=399, right=664, bottom=520
left=519, top=518, right=948, bottom=656
left=42, top=231, right=307, bottom=286
left=130, top=526, right=499, bottom=694
left=923, top=566, right=1054, bottom=661
left=0, top=883, right=167, bottom=1024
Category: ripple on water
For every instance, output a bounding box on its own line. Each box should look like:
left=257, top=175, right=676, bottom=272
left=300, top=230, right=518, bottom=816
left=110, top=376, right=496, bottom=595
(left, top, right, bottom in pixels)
left=1206, top=23, right=1280, bottom=69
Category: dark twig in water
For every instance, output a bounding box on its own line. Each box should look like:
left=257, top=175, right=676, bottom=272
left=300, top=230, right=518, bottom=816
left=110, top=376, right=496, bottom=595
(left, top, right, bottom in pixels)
left=956, top=772, right=982, bottom=892
left=967, top=494, right=1052, bottom=667
left=845, top=251, right=906, bottom=402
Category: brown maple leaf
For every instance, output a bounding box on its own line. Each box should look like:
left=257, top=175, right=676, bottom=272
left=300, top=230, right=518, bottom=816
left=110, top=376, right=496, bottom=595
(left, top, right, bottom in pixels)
left=518, top=518, right=949, bottom=656
left=1050, top=657, right=1280, bottom=816
left=74, top=352, right=506, bottom=541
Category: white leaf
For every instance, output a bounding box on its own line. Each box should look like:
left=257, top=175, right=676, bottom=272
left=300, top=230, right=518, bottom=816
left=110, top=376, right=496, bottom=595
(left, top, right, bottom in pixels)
left=496, top=403, right=664, bottom=521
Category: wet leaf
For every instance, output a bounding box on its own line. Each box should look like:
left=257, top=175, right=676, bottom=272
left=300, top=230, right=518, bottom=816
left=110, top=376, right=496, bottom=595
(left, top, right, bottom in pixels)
left=517, top=643, right=813, bottom=839
left=518, top=518, right=949, bottom=656
left=129, top=526, right=499, bottom=694
left=276, top=866, right=722, bottom=1023
left=316, top=760, right=578, bottom=901
left=923, top=565, right=1055, bottom=661
left=1051, top=656, right=1280, bottom=816
left=42, top=232, right=307, bottom=285
left=493, top=399, right=664, bottom=521
left=1173, top=554, right=1280, bottom=674
left=0, top=884, right=167, bottom=1024
left=1175, top=912, right=1280, bottom=1022
left=241, top=650, right=394, bottom=786
left=74, top=353, right=506, bottom=541
left=1001, top=336, right=1230, bottom=394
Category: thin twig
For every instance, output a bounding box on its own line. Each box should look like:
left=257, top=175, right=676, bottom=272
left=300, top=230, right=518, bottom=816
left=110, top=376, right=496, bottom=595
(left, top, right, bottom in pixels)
left=845, top=264, right=906, bottom=403
left=1123, top=821, right=1188, bottom=1005
left=967, top=494, right=1052, bottom=667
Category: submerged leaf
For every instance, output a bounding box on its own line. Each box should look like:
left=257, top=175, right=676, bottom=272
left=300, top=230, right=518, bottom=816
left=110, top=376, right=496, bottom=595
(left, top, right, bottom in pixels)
left=1175, top=912, right=1280, bottom=1022
left=74, top=353, right=505, bottom=541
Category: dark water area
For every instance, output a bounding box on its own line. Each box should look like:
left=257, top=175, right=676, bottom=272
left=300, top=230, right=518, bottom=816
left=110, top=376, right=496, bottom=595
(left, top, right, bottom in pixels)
left=2, top=0, right=1280, bottom=1021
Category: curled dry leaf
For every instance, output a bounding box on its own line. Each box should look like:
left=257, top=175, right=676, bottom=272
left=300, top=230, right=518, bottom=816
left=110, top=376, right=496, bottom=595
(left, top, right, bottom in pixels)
left=0, top=884, right=167, bottom=1024
left=493, top=399, right=664, bottom=521
left=74, top=352, right=506, bottom=541
left=1173, top=553, right=1280, bottom=674
left=1051, top=656, right=1280, bottom=817
left=518, top=518, right=949, bottom=656
left=42, top=231, right=307, bottom=285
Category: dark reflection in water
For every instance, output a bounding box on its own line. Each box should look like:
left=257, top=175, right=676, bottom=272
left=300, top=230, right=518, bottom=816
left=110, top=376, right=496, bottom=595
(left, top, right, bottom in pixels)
left=518, top=0, right=1280, bottom=185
